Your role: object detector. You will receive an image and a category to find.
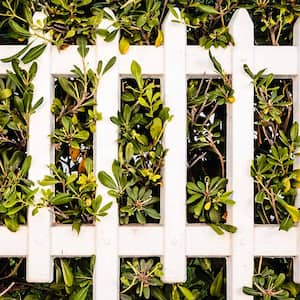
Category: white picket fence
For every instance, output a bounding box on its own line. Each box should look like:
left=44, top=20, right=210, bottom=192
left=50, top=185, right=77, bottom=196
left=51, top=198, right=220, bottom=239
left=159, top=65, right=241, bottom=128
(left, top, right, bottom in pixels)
left=0, top=8, right=300, bottom=300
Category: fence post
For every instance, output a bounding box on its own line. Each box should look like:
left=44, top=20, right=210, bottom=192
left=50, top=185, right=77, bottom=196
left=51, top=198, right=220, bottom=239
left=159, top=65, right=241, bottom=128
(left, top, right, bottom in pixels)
left=227, top=9, right=254, bottom=299
left=27, top=12, right=53, bottom=282
left=162, top=9, right=187, bottom=282
left=293, top=17, right=300, bottom=283
left=94, top=13, right=120, bottom=299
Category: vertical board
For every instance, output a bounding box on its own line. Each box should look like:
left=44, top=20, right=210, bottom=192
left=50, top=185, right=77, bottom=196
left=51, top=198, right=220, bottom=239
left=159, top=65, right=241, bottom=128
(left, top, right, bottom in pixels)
left=162, top=9, right=187, bottom=283
left=227, top=8, right=255, bottom=300
left=27, top=12, right=53, bottom=283
left=94, top=15, right=120, bottom=300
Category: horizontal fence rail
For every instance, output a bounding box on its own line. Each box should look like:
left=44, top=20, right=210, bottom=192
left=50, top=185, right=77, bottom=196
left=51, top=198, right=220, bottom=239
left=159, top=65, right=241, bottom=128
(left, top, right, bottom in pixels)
left=0, top=8, right=300, bottom=300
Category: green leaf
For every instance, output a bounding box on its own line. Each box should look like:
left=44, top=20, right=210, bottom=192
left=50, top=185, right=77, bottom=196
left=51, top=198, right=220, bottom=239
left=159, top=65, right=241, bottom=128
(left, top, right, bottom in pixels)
left=98, top=171, right=117, bottom=189
left=8, top=19, right=31, bottom=38
left=102, top=56, right=116, bottom=75
left=60, top=259, right=74, bottom=287
left=242, top=287, right=262, bottom=296
left=74, top=130, right=90, bottom=141
left=58, top=77, right=78, bottom=99
left=72, top=285, right=90, bottom=300
left=0, top=89, right=12, bottom=99
left=131, top=60, right=143, bottom=89
left=167, top=4, right=179, bottom=19
left=210, top=268, right=223, bottom=297
left=77, top=37, right=89, bottom=58
left=277, top=197, right=300, bottom=223
left=150, top=117, right=162, bottom=140
left=39, top=176, right=60, bottom=186
left=51, top=193, right=73, bottom=205
left=178, top=286, right=195, bottom=300
left=125, top=142, right=134, bottom=162
left=209, top=50, right=223, bottom=75
left=1, top=41, right=33, bottom=62
left=21, top=43, right=47, bottom=64
left=4, top=216, right=19, bottom=232
left=190, top=3, right=219, bottom=14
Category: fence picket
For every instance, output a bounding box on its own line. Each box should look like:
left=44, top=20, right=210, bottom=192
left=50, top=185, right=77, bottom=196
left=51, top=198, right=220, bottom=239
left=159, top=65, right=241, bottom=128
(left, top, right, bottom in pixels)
left=27, top=12, right=53, bottom=283
left=227, top=9, right=254, bottom=299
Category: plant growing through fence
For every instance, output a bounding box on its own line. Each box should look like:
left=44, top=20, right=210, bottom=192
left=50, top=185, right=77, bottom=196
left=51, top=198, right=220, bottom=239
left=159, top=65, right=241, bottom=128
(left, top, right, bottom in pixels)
left=187, top=51, right=236, bottom=234
left=0, top=256, right=94, bottom=299
left=36, top=38, right=115, bottom=232
left=244, top=65, right=300, bottom=230
left=120, top=257, right=226, bottom=300
left=99, top=60, right=172, bottom=224
left=243, top=257, right=300, bottom=299
left=0, top=59, right=42, bottom=231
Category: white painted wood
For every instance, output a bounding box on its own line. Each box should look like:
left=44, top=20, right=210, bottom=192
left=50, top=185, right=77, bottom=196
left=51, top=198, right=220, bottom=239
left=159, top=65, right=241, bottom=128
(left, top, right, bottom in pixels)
left=26, top=12, right=53, bottom=283
left=227, top=9, right=254, bottom=300
left=162, top=9, right=187, bottom=283
left=94, top=15, right=120, bottom=300
left=0, top=226, right=27, bottom=256
left=0, top=7, right=300, bottom=298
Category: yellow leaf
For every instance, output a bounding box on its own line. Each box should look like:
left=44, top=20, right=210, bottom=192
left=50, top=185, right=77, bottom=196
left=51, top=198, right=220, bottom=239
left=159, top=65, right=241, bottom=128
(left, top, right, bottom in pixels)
left=155, top=29, right=164, bottom=47
left=204, top=201, right=211, bottom=211
left=119, top=36, right=130, bottom=54
left=282, top=177, right=291, bottom=193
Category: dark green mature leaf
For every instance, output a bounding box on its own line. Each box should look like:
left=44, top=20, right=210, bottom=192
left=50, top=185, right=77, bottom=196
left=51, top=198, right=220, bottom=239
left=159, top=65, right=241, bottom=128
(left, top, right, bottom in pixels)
left=21, top=43, right=47, bottom=64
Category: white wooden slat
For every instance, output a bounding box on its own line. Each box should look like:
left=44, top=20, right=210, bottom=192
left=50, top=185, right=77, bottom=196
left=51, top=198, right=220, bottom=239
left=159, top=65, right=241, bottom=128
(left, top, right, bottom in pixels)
left=254, top=226, right=297, bottom=256
left=162, top=9, right=187, bottom=283
left=119, top=226, right=163, bottom=256
left=227, top=9, right=254, bottom=300
left=51, top=226, right=95, bottom=256
left=26, top=12, right=53, bottom=283
left=186, top=226, right=231, bottom=257
left=94, top=15, right=120, bottom=300
left=0, top=226, right=27, bottom=256
left=254, top=46, right=298, bottom=75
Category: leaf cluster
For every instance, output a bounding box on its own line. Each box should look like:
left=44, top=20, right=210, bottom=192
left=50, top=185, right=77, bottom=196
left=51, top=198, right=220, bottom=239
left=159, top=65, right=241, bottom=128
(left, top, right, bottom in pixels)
left=245, top=65, right=300, bottom=230
left=0, top=59, right=42, bottom=232
left=36, top=41, right=115, bottom=232
left=0, top=256, right=94, bottom=300
left=187, top=52, right=236, bottom=234
left=243, top=257, right=300, bottom=299
left=121, top=257, right=226, bottom=300
left=99, top=60, right=172, bottom=225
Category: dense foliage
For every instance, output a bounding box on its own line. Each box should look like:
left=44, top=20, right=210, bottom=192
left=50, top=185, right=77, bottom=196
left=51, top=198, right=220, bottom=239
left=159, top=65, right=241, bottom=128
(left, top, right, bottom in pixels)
left=0, top=0, right=300, bottom=299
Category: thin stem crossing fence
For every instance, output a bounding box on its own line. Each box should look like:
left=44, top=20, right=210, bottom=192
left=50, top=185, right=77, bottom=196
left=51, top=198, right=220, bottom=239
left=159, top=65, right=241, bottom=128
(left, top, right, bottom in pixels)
left=0, top=8, right=300, bottom=300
